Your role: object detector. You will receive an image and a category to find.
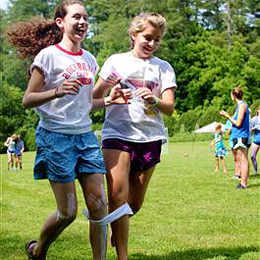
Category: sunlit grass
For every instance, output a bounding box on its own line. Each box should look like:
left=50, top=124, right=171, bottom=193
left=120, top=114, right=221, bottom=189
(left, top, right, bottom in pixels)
left=1, top=141, right=259, bottom=259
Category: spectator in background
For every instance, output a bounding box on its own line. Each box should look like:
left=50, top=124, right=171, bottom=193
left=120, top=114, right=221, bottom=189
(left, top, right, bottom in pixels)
left=210, top=123, right=227, bottom=173
left=4, top=134, right=17, bottom=170
left=224, top=119, right=241, bottom=179
left=220, top=87, right=251, bottom=189
left=250, top=106, right=260, bottom=175
left=15, top=135, right=25, bottom=170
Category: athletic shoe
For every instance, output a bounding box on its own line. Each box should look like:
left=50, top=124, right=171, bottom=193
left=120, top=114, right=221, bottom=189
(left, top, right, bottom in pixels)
left=236, top=184, right=247, bottom=189
left=232, top=175, right=240, bottom=180
left=25, top=240, right=37, bottom=260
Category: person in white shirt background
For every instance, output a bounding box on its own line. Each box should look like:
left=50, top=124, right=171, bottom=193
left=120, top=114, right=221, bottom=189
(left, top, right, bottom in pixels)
left=251, top=106, right=260, bottom=175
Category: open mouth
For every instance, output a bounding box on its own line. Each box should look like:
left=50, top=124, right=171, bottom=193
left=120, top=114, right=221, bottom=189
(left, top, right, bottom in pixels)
left=75, top=27, right=86, bottom=36
left=143, top=46, right=154, bottom=54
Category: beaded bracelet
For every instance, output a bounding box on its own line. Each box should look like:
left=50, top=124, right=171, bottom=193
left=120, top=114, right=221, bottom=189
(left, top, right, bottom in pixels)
left=153, top=96, right=160, bottom=106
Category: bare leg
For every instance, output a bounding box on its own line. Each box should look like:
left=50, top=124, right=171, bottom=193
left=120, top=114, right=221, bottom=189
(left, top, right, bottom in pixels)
left=221, top=158, right=227, bottom=173
left=104, top=149, right=131, bottom=260
left=232, top=149, right=241, bottom=177
left=214, top=158, right=220, bottom=172
left=236, top=148, right=249, bottom=187
left=128, top=167, right=155, bottom=214
left=32, top=182, right=78, bottom=260
left=16, top=155, right=23, bottom=169
left=15, top=156, right=19, bottom=169
left=251, top=143, right=259, bottom=174
left=7, top=153, right=14, bottom=170
left=78, top=174, right=107, bottom=260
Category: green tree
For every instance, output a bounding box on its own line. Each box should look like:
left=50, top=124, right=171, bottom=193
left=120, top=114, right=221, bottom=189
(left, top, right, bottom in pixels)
left=197, top=106, right=222, bottom=127
left=250, top=99, right=260, bottom=116
left=178, top=110, right=199, bottom=132
left=0, top=83, right=26, bottom=152
left=8, top=0, right=56, bottom=20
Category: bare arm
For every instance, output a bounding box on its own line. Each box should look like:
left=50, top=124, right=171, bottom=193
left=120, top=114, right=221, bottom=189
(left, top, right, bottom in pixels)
left=93, top=75, right=120, bottom=99
left=23, top=68, right=55, bottom=108
left=220, top=104, right=246, bottom=127
left=92, top=86, right=131, bottom=111
left=226, top=127, right=231, bottom=135
left=135, top=87, right=175, bottom=116
left=23, top=67, right=82, bottom=108
left=4, top=138, right=11, bottom=147
left=21, top=143, right=25, bottom=153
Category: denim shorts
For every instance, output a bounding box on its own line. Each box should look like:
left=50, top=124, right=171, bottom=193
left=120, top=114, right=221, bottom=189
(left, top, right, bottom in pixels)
left=102, top=138, right=162, bottom=171
left=34, top=127, right=106, bottom=183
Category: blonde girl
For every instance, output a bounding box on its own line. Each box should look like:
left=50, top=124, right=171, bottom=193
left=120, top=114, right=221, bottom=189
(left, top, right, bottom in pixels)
left=93, top=12, right=177, bottom=260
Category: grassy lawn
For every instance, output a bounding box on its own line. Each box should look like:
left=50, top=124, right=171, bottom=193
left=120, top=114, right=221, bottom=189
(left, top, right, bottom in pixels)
left=1, top=141, right=260, bottom=260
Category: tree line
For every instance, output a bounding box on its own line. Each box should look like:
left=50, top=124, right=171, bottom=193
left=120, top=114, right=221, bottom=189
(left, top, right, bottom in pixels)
left=0, top=0, right=260, bottom=152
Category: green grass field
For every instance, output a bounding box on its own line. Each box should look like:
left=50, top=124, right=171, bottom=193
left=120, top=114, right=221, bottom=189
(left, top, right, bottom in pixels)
left=1, top=141, right=260, bottom=260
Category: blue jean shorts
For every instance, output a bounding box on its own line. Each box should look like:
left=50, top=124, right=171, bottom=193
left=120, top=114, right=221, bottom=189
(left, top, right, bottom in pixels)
left=34, top=127, right=106, bottom=183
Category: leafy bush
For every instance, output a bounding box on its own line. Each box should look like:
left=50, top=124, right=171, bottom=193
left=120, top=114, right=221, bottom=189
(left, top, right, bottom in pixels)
left=163, top=115, right=177, bottom=137
left=23, top=127, right=36, bottom=151
left=250, top=99, right=260, bottom=116
left=197, top=106, right=222, bottom=127
left=178, top=110, right=199, bottom=132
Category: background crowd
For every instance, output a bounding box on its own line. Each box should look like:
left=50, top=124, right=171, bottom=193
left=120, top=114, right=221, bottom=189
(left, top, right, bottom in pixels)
left=4, top=134, right=24, bottom=170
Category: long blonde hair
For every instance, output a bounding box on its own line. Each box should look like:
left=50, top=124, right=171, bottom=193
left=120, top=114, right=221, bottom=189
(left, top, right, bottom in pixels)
left=128, top=12, right=166, bottom=49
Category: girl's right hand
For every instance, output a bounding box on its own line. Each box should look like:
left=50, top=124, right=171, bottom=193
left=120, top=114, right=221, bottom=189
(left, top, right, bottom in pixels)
left=55, top=78, right=83, bottom=98
left=220, top=110, right=229, bottom=118
left=103, top=74, right=121, bottom=90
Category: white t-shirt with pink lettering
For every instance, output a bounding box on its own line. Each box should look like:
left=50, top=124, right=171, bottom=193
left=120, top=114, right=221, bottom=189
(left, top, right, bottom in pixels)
left=99, top=51, right=177, bottom=143
left=31, top=44, right=99, bottom=134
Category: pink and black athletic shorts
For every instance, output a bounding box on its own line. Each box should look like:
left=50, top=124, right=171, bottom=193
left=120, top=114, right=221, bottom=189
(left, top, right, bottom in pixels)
left=102, top=138, right=162, bottom=171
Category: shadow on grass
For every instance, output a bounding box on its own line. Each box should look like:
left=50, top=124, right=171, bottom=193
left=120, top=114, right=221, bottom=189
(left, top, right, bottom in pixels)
left=131, top=246, right=259, bottom=260
left=249, top=183, right=260, bottom=188
left=249, top=175, right=260, bottom=179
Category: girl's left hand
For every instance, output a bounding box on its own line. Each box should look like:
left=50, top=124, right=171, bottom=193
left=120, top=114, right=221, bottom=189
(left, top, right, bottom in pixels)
left=109, top=86, right=132, bottom=104
left=134, top=87, right=155, bottom=104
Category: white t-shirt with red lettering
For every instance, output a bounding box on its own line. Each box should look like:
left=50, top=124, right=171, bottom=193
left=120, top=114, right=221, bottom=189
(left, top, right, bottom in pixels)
left=99, top=51, right=177, bottom=143
left=31, top=44, right=99, bottom=134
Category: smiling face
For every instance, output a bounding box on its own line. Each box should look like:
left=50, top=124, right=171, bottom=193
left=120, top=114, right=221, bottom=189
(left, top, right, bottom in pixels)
left=131, top=22, right=163, bottom=59
left=56, top=3, right=88, bottom=45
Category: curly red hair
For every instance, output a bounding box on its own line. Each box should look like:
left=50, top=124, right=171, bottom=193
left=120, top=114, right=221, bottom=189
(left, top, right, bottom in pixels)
left=6, top=0, right=84, bottom=59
